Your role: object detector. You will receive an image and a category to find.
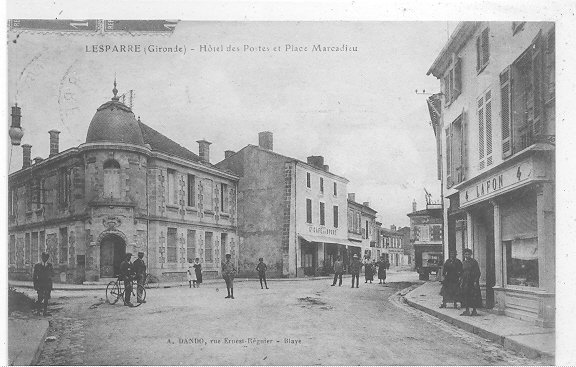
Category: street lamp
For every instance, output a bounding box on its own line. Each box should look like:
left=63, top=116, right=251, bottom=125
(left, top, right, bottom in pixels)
left=9, top=105, right=24, bottom=146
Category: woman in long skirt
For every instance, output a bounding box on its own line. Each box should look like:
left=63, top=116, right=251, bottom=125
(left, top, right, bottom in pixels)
left=187, top=259, right=197, bottom=288
left=460, top=248, right=482, bottom=316
left=193, top=258, right=203, bottom=286
left=364, top=258, right=374, bottom=283
left=376, top=255, right=387, bottom=284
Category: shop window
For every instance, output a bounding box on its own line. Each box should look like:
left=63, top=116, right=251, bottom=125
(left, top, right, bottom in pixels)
left=505, top=238, right=539, bottom=287
left=103, top=159, right=121, bottom=199
left=167, top=227, right=178, bottom=263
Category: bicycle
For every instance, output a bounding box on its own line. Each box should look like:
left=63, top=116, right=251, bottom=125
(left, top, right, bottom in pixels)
left=143, top=274, right=161, bottom=289
left=106, top=278, right=146, bottom=307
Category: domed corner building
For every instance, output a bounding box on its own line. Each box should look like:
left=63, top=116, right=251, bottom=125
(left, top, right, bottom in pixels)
left=8, top=84, right=239, bottom=284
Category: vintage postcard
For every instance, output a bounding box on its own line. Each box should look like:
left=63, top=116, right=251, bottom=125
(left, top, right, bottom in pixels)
left=4, top=2, right=574, bottom=365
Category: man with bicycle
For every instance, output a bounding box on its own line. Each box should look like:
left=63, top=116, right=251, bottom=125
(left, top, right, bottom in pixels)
left=133, top=251, right=147, bottom=303
left=120, top=252, right=134, bottom=307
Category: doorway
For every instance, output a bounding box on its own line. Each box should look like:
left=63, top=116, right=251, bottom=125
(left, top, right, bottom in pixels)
left=100, top=234, right=126, bottom=278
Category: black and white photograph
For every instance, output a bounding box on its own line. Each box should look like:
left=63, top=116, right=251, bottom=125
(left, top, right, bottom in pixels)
left=4, top=1, right=575, bottom=365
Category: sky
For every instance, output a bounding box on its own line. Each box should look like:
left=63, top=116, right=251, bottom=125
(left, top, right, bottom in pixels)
left=7, top=21, right=456, bottom=228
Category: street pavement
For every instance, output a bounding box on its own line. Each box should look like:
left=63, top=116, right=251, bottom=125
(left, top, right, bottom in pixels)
left=8, top=270, right=551, bottom=366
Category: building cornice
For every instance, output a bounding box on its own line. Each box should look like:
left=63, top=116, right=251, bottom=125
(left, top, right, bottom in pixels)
left=427, top=22, right=481, bottom=78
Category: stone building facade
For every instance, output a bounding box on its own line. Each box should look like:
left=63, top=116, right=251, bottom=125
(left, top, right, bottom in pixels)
left=428, top=21, right=555, bottom=326
left=216, top=132, right=350, bottom=277
left=8, top=87, right=238, bottom=283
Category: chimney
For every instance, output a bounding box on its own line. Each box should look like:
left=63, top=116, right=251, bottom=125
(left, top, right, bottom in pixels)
left=348, top=193, right=355, bottom=202
left=197, top=139, right=212, bottom=163
left=22, top=144, right=32, bottom=169
left=363, top=201, right=370, bottom=208
left=224, top=150, right=235, bottom=159
left=323, top=165, right=329, bottom=172
left=412, top=199, right=417, bottom=213
left=307, top=155, right=324, bottom=169
left=258, top=131, right=273, bottom=150
left=49, top=130, right=61, bottom=157
left=33, top=156, right=44, bottom=165
left=391, top=224, right=396, bottom=232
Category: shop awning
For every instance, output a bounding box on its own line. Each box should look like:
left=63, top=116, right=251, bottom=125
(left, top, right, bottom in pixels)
left=299, top=234, right=356, bottom=247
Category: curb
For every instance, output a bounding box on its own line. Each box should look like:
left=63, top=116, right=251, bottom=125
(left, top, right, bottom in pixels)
left=31, top=321, right=50, bottom=366
left=402, top=296, right=554, bottom=361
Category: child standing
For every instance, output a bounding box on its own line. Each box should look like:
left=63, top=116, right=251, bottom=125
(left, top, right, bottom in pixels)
left=187, top=258, right=197, bottom=288
left=256, top=257, right=269, bottom=289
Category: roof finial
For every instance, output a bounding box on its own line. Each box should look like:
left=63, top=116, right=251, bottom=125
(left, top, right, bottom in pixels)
left=112, top=77, right=119, bottom=101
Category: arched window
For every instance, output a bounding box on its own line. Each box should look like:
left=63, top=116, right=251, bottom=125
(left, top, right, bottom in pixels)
left=103, top=159, right=121, bottom=199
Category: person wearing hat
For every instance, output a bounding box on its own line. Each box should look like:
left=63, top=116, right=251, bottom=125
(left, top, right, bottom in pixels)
left=133, top=251, right=147, bottom=303
left=120, top=252, right=134, bottom=307
left=459, top=248, right=482, bottom=316
left=349, top=254, right=364, bottom=288
left=33, top=252, right=54, bottom=316
left=439, top=251, right=462, bottom=309
left=222, top=253, right=237, bottom=299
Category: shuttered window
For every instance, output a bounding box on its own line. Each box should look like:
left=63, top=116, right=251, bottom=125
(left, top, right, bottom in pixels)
left=443, top=57, right=462, bottom=106
left=306, top=199, right=312, bottom=223
left=477, top=90, right=493, bottom=170
left=319, top=202, right=325, bottom=225
left=500, top=68, right=512, bottom=158
left=446, top=112, right=467, bottom=188
left=476, top=27, right=490, bottom=72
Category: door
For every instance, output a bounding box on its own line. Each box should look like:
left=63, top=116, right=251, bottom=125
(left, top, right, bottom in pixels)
left=100, top=234, right=126, bottom=278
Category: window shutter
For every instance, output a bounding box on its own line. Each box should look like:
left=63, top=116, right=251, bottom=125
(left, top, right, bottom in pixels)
left=454, top=58, right=462, bottom=99
left=448, top=68, right=455, bottom=103
left=500, top=67, right=513, bottom=158
left=445, top=127, right=452, bottom=188
left=531, top=30, right=544, bottom=136
left=478, top=96, right=485, bottom=170
left=443, top=74, right=450, bottom=104
left=485, top=90, right=493, bottom=166
left=476, top=36, right=481, bottom=71
left=482, top=27, right=490, bottom=67
left=460, top=109, right=467, bottom=181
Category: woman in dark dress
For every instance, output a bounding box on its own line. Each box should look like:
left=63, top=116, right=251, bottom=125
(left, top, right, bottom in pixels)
left=193, top=257, right=203, bottom=286
left=364, top=258, right=374, bottom=283
left=440, top=252, right=463, bottom=308
left=376, top=255, right=388, bottom=284
left=460, top=248, right=482, bottom=316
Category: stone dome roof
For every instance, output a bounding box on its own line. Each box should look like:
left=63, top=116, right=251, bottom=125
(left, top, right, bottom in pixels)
left=85, top=84, right=145, bottom=146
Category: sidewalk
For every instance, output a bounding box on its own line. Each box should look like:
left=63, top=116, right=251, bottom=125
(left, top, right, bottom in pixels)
left=403, top=281, right=554, bottom=363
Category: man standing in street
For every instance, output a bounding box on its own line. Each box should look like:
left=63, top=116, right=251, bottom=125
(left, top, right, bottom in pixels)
left=120, top=253, right=134, bottom=307
left=331, top=256, right=344, bottom=286
left=133, top=251, right=147, bottom=303
left=33, top=252, right=54, bottom=316
left=222, top=253, right=236, bottom=299
left=350, top=254, right=363, bottom=288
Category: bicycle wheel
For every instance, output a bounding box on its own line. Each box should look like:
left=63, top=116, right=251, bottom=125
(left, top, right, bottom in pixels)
left=144, top=275, right=160, bottom=289
left=132, top=285, right=146, bottom=307
left=106, top=281, right=121, bottom=305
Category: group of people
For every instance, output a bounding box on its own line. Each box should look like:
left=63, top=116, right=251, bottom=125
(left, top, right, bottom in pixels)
left=186, top=258, right=203, bottom=288
left=119, top=251, right=147, bottom=307
left=439, top=248, right=482, bottom=316
left=331, top=254, right=391, bottom=288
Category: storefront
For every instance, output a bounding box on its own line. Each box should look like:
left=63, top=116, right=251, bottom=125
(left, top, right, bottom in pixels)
left=455, top=153, right=554, bottom=327
left=299, top=234, right=355, bottom=276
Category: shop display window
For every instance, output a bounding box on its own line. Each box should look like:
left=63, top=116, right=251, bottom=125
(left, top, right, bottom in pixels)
left=505, top=238, right=539, bottom=287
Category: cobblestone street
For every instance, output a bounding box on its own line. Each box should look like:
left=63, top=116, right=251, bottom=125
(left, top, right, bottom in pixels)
left=17, top=273, right=547, bottom=365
